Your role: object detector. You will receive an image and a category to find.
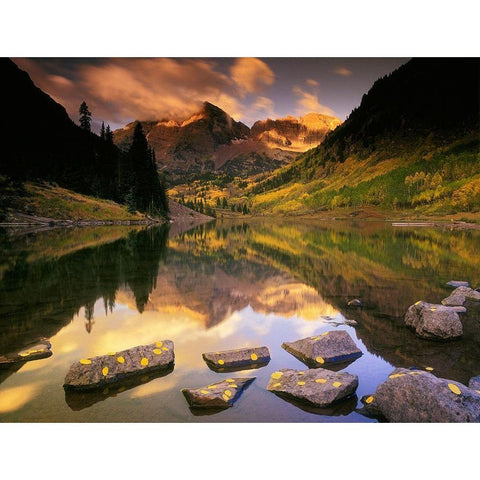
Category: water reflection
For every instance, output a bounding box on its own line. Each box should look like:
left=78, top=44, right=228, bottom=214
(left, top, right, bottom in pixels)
left=0, top=219, right=480, bottom=421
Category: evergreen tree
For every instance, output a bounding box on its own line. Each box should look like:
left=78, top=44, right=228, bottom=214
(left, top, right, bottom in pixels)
left=79, top=101, right=92, bottom=131
left=100, top=121, right=105, bottom=140
left=105, top=124, right=113, bottom=144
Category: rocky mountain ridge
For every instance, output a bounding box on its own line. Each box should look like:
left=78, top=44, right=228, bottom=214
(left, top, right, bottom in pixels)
left=113, top=102, right=342, bottom=180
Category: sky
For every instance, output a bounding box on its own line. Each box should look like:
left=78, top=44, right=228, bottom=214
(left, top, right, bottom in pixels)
left=13, top=57, right=409, bottom=131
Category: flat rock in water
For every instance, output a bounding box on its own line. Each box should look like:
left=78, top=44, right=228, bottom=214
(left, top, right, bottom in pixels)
left=469, top=375, right=480, bottom=392
left=371, top=367, right=480, bottom=422
left=182, top=377, right=255, bottom=409
left=282, top=330, right=362, bottom=367
left=404, top=301, right=463, bottom=340
left=446, top=280, right=470, bottom=288
left=63, top=340, right=174, bottom=390
left=267, top=368, right=358, bottom=407
left=202, top=346, right=270, bottom=372
left=0, top=339, right=52, bottom=365
left=442, top=286, right=480, bottom=306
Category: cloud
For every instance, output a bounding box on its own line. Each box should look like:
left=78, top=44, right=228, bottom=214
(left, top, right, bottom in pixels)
left=13, top=58, right=245, bottom=128
left=230, top=58, right=275, bottom=96
left=252, top=96, right=275, bottom=115
left=306, top=78, right=319, bottom=87
left=333, top=67, right=353, bottom=76
left=293, top=85, right=335, bottom=116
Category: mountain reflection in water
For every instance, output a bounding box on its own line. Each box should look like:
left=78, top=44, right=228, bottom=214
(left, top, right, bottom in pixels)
left=0, top=220, right=479, bottom=422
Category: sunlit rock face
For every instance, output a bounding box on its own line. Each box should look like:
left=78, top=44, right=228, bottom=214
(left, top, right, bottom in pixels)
left=251, top=113, right=342, bottom=152
left=113, top=102, right=250, bottom=178
left=113, top=105, right=341, bottom=180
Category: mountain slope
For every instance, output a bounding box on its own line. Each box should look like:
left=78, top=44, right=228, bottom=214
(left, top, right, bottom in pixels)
left=249, top=58, right=480, bottom=215
left=113, top=103, right=341, bottom=181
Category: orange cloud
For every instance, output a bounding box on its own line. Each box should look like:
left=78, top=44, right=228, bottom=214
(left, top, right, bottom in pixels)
left=306, top=78, right=319, bottom=87
left=293, top=85, right=335, bottom=116
left=333, top=67, right=353, bottom=76
left=230, top=58, right=275, bottom=96
left=14, top=58, right=244, bottom=125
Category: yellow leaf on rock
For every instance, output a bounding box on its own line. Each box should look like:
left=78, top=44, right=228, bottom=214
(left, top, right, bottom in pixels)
left=224, top=390, right=232, bottom=397
left=107, top=352, right=116, bottom=356
left=332, top=382, right=342, bottom=388
left=389, top=373, right=405, bottom=379
left=208, top=385, right=216, bottom=389
left=200, top=390, right=209, bottom=394
left=315, top=379, right=327, bottom=384
left=102, top=367, right=109, bottom=376
left=366, top=396, right=374, bottom=404
left=226, top=379, right=235, bottom=383
left=448, top=383, right=461, bottom=395
left=425, top=367, right=434, bottom=371
left=218, top=359, right=225, bottom=365
left=250, top=353, right=258, bottom=361
left=141, top=358, right=149, bottom=367
left=156, top=341, right=163, bottom=348
left=271, top=371, right=283, bottom=379
left=161, top=347, right=169, bottom=351
left=80, top=359, right=91, bottom=365
left=316, top=356, right=325, bottom=364
left=297, top=381, right=306, bottom=386
left=153, top=349, right=162, bottom=355
left=19, top=352, right=30, bottom=357
left=273, top=382, right=282, bottom=388
left=117, top=356, right=125, bottom=364
left=222, top=394, right=229, bottom=402
left=415, top=301, right=421, bottom=306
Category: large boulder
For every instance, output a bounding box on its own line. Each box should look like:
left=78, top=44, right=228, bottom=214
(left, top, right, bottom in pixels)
left=64, top=340, right=174, bottom=390
left=0, top=338, right=52, bottom=365
left=182, top=377, right=255, bottom=409
left=442, top=286, right=480, bottom=306
left=368, top=367, right=480, bottom=422
left=202, top=346, right=270, bottom=372
left=282, top=330, right=362, bottom=367
left=469, top=375, right=480, bottom=392
left=404, top=301, right=463, bottom=340
left=267, top=368, right=358, bottom=407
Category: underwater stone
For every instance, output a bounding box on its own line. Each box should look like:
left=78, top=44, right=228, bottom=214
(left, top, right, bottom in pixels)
left=182, top=377, right=255, bottom=408
left=63, top=340, right=174, bottom=390
left=347, top=299, right=363, bottom=307
left=282, top=330, right=362, bottom=367
left=267, top=368, right=358, bottom=407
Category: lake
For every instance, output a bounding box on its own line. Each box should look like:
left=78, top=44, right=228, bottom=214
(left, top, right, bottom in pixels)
left=1, top=219, right=479, bottom=422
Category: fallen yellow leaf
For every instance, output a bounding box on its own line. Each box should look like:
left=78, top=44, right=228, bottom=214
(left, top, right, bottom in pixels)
left=271, top=371, right=283, bottom=379
left=102, top=367, right=109, bottom=376
left=332, top=382, right=342, bottom=388
left=250, top=353, right=258, bottom=361
left=80, top=359, right=91, bottom=365
left=448, top=383, right=461, bottom=395
left=117, top=356, right=125, bottom=364
left=315, top=378, right=327, bottom=384
left=316, top=356, right=325, bottom=364
left=141, top=358, right=149, bottom=367
left=366, top=396, right=374, bottom=404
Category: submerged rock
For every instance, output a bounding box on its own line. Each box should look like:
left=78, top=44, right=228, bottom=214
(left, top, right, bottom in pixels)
left=347, top=299, right=363, bottom=307
left=267, top=368, right=358, bottom=407
left=182, top=377, right=255, bottom=409
left=202, top=346, right=270, bottom=372
left=0, top=338, right=52, bottom=365
left=63, top=340, right=174, bottom=390
left=442, top=286, right=480, bottom=306
left=446, top=280, right=470, bottom=288
left=371, top=367, right=480, bottom=422
left=282, top=330, right=362, bottom=367
left=469, top=375, right=480, bottom=392
left=404, top=301, right=463, bottom=340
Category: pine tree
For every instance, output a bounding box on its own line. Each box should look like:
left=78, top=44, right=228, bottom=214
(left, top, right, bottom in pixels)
left=79, top=101, right=92, bottom=131
left=100, top=121, right=105, bottom=140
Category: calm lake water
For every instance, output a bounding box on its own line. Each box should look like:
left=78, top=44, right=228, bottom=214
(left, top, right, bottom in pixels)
left=1, top=219, right=479, bottom=422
